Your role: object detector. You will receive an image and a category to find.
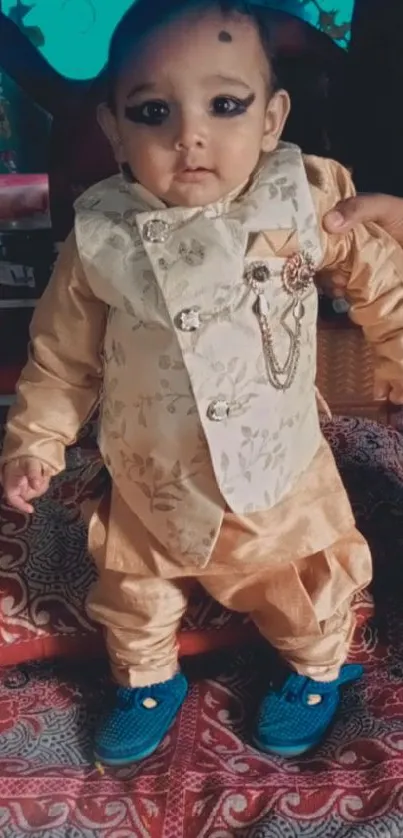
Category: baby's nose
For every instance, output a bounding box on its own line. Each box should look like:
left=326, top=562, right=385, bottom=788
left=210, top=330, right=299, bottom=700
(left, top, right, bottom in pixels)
left=174, top=113, right=206, bottom=151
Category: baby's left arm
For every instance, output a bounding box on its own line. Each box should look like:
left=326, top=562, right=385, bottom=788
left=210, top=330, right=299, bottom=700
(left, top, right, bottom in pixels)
left=344, top=224, right=403, bottom=403
left=308, top=156, right=403, bottom=404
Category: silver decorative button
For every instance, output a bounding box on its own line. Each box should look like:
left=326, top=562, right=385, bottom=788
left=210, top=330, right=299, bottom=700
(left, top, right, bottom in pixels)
left=207, top=399, right=230, bottom=422
left=143, top=219, right=170, bottom=243
left=244, top=262, right=271, bottom=286
left=176, top=307, right=201, bottom=332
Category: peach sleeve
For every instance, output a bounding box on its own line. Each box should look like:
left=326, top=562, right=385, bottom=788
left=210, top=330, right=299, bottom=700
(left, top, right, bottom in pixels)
left=306, top=155, right=403, bottom=398
left=0, top=231, right=108, bottom=474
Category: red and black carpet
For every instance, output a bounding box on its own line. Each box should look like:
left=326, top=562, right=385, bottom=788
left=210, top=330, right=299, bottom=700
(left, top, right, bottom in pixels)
left=1, top=415, right=403, bottom=837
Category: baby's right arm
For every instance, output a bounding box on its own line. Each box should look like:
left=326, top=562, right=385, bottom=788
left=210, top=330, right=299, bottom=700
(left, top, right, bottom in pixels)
left=0, top=231, right=108, bottom=509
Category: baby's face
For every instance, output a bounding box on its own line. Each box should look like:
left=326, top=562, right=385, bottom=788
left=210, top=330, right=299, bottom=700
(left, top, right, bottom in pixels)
left=101, top=7, right=290, bottom=207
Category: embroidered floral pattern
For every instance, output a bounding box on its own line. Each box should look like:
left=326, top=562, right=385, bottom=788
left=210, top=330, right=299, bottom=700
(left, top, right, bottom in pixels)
left=178, top=239, right=206, bottom=266
left=77, top=144, right=324, bottom=563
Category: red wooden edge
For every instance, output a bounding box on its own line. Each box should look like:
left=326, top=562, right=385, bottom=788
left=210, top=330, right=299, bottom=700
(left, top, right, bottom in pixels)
left=0, top=624, right=261, bottom=668
left=0, top=604, right=372, bottom=669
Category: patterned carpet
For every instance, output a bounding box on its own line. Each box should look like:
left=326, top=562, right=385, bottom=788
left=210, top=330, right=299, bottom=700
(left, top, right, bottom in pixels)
left=2, top=416, right=403, bottom=837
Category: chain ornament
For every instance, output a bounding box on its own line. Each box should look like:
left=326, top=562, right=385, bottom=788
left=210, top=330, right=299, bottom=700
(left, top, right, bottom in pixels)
left=244, top=252, right=316, bottom=391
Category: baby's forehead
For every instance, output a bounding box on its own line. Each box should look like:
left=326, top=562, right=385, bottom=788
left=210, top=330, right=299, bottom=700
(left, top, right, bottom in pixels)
left=117, top=7, right=269, bottom=87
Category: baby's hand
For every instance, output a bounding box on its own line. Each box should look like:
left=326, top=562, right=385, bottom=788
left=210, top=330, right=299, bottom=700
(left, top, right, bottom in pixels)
left=1, top=457, right=52, bottom=514
left=374, top=380, right=403, bottom=405
left=316, top=268, right=348, bottom=300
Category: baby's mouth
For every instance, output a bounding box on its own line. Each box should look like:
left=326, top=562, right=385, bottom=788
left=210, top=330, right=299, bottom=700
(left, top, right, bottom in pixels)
left=175, top=167, right=213, bottom=182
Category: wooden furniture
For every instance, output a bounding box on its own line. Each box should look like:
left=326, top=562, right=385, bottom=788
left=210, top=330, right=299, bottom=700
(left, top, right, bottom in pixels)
left=317, top=317, right=397, bottom=425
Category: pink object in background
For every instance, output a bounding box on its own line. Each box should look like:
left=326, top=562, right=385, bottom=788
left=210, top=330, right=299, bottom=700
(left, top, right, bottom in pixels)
left=0, top=173, right=49, bottom=221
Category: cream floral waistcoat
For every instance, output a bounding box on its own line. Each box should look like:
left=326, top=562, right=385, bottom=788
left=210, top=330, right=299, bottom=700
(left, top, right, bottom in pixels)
left=75, top=142, right=323, bottom=567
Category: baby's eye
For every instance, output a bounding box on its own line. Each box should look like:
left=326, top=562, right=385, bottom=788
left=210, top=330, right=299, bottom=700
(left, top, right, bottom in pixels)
left=125, top=101, right=170, bottom=125
left=211, top=96, right=248, bottom=117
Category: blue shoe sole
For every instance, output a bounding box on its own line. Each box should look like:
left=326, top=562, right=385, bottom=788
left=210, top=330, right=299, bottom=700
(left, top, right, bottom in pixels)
left=93, top=701, right=185, bottom=766
left=94, top=737, right=162, bottom=766
left=252, top=733, right=322, bottom=758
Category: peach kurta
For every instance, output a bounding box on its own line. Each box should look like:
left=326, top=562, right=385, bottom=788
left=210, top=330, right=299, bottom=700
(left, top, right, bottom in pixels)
left=2, top=144, right=403, bottom=684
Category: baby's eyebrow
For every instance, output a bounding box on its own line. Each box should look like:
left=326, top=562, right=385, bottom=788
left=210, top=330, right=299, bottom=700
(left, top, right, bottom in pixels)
left=125, top=75, right=252, bottom=100
left=126, top=82, right=157, bottom=99
left=206, top=74, right=252, bottom=91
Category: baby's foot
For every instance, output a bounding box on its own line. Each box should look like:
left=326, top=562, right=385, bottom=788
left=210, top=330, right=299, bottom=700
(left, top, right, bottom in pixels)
left=253, top=663, right=362, bottom=757
left=94, top=672, right=188, bottom=765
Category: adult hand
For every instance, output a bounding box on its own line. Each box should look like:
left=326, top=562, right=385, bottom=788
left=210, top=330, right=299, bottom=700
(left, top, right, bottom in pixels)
left=323, top=194, right=403, bottom=246
left=319, top=194, right=403, bottom=299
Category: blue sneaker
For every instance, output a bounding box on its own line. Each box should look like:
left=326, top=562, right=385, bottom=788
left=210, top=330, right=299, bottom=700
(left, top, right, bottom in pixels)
left=94, top=672, right=188, bottom=765
left=253, top=663, right=363, bottom=758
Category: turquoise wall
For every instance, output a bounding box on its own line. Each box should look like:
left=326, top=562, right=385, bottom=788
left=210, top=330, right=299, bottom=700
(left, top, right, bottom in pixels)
left=3, top=0, right=354, bottom=80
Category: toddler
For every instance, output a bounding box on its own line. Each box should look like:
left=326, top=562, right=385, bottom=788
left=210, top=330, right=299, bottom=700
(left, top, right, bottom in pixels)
left=2, top=0, right=403, bottom=765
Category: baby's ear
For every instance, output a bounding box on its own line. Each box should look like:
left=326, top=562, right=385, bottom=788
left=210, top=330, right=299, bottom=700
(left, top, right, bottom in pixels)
left=97, top=103, right=125, bottom=164
left=261, top=89, right=291, bottom=153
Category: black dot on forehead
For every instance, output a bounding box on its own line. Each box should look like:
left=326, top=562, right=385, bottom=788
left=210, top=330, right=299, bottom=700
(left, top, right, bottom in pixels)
left=218, top=30, right=232, bottom=43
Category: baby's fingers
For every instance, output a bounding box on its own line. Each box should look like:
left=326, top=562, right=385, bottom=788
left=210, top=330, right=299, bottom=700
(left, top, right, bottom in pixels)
left=373, top=381, right=403, bottom=404
left=25, top=459, right=49, bottom=493
left=374, top=382, right=390, bottom=401
left=317, top=270, right=348, bottom=299
left=4, top=473, right=35, bottom=514
left=2, top=458, right=51, bottom=513
left=8, top=495, right=34, bottom=514
left=388, top=385, right=403, bottom=405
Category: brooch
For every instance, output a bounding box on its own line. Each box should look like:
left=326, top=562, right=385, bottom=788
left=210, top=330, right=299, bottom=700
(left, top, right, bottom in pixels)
left=244, top=252, right=315, bottom=391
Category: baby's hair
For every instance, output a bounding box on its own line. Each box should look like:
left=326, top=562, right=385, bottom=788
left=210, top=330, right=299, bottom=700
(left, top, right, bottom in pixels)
left=106, top=0, right=279, bottom=111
